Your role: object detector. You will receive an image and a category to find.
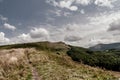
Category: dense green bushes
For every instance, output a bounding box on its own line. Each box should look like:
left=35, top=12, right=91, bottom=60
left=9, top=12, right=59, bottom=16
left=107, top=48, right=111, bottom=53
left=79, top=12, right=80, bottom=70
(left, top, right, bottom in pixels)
left=67, top=46, right=120, bottom=71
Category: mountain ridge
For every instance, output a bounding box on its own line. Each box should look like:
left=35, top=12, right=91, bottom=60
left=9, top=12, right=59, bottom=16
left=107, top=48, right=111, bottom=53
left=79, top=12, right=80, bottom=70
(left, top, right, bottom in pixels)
left=89, top=42, right=120, bottom=51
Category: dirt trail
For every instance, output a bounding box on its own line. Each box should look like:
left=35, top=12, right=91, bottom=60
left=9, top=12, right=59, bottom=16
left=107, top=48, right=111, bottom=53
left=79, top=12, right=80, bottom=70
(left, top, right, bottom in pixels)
left=27, top=58, right=41, bottom=80
left=30, top=65, right=41, bottom=80
left=25, top=49, right=42, bottom=80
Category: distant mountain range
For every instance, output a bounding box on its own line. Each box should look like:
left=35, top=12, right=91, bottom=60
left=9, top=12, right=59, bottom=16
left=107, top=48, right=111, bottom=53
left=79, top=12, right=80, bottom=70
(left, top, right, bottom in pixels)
left=89, top=43, right=120, bottom=51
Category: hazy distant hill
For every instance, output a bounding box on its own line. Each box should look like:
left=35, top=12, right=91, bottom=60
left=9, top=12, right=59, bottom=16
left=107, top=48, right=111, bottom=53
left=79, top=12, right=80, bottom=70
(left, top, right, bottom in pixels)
left=89, top=43, right=120, bottom=51
left=0, top=42, right=119, bottom=80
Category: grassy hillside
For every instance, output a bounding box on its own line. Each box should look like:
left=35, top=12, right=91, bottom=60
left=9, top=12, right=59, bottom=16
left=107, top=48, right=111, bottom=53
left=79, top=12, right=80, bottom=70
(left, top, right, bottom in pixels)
left=0, top=42, right=119, bottom=80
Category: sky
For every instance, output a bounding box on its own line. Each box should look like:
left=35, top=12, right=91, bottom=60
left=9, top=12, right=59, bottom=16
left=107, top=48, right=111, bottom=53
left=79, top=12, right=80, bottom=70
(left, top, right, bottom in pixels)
left=0, top=0, right=120, bottom=48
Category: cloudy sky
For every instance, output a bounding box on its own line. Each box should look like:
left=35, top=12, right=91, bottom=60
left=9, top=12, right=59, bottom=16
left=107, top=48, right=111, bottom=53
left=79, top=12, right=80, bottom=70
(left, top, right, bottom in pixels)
left=0, top=0, right=120, bottom=47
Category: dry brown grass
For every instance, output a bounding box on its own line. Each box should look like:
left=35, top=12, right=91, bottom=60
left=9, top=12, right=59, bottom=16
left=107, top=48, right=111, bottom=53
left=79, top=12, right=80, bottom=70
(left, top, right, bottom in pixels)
left=0, top=48, right=35, bottom=80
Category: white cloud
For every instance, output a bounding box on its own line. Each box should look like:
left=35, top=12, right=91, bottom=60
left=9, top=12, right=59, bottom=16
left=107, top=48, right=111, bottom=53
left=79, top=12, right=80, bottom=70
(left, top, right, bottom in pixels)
left=11, top=27, right=50, bottom=44
left=0, top=32, right=10, bottom=44
left=94, top=0, right=116, bottom=8
left=65, top=23, right=80, bottom=31
left=75, top=0, right=117, bottom=8
left=70, top=6, right=78, bottom=11
left=81, top=10, right=120, bottom=46
left=59, top=1, right=72, bottom=8
left=18, top=33, right=31, bottom=41
left=30, top=28, right=49, bottom=39
left=46, top=0, right=78, bottom=11
left=59, top=0, right=78, bottom=11
left=48, top=10, right=120, bottom=47
left=0, top=15, right=8, bottom=21
left=75, top=0, right=91, bottom=5
left=46, top=0, right=59, bottom=7
left=46, top=0, right=117, bottom=12
left=48, top=9, right=71, bottom=17
left=80, top=9, right=85, bottom=14
left=88, top=11, right=120, bottom=26
left=4, top=23, right=16, bottom=31
left=88, top=37, right=116, bottom=46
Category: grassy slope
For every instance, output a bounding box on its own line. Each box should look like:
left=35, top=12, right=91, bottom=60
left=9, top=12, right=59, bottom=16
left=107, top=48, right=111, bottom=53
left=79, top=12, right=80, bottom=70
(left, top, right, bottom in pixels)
left=0, top=42, right=119, bottom=80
